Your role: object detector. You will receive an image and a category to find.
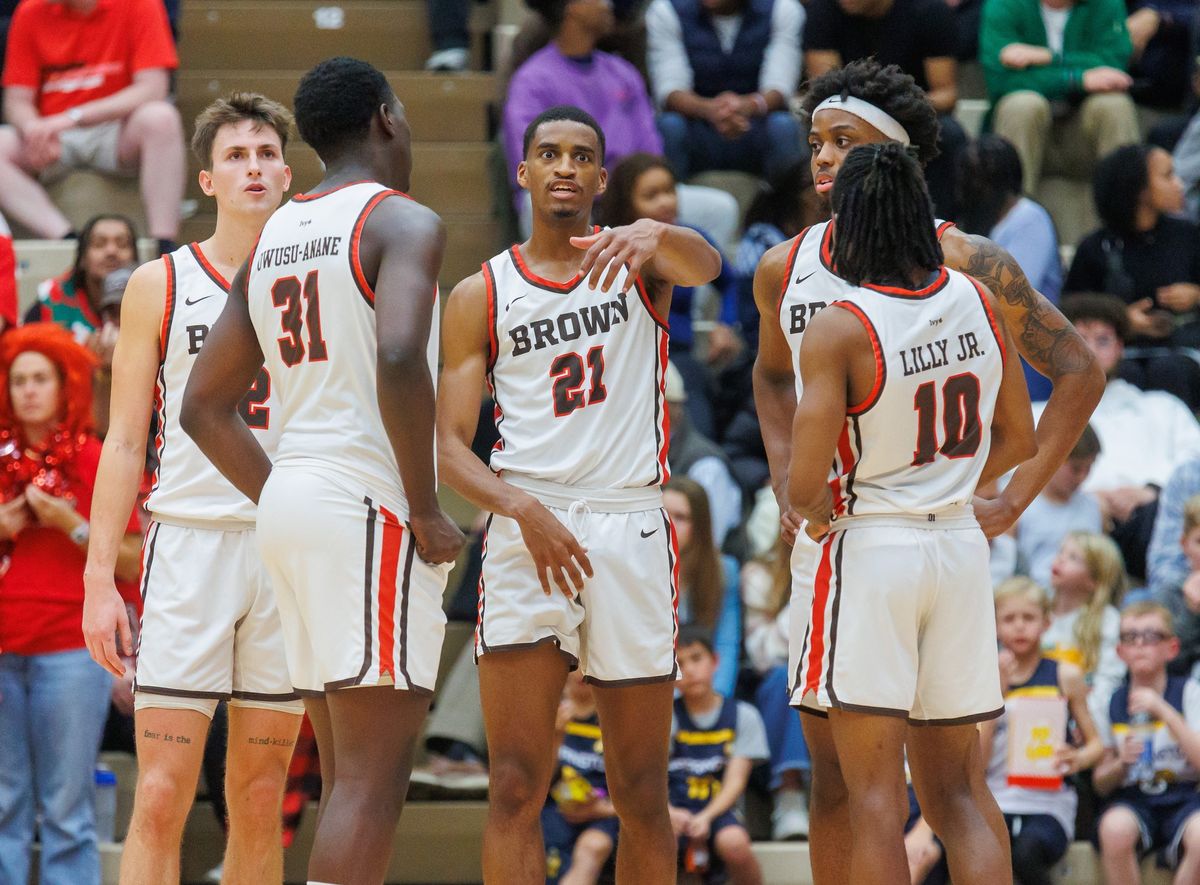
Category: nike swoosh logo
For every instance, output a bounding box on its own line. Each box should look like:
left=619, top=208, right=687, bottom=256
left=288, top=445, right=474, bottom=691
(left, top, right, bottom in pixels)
left=506, top=294, right=528, bottom=312
left=794, top=272, right=815, bottom=286
left=185, top=294, right=216, bottom=306
left=640, top=528, right=657, bottom=538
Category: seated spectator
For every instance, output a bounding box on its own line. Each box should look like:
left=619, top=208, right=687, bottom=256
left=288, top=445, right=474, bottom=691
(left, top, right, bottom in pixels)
left=665, top=363, right=743, bottom=547
left=664, top=478, right=741, bottom=696
left=543, top=671, right=619, bottom=884
left=802, top=0, right=967, bottom=219
left=0, top=324, right=142, bottom=885
left=982, top=578, right=1104, bottom=885
left=668, top=627, right=766, bottom=883
left=1043, top=531, right=1128, bottom=700
left=1150, top=458, right=1200, bottom=673
left=599, top=153, right=738, bottom=437
left=741, top=540, right=809, bottom=841
left=1065, top=144, right=1200, bottom=407
left=424, top=0, right=472, bottom=72
left=1015, top=422, right=1103, bottom=590
left=1157, top=494, right=1200, bottom=677
left=1056, top=294, right=1200, bottom=578
left=1175, top=107, right=1200, bottom=221
left=501, top=0, right=739, bottom=246
left=1093, top=601, right=1200, bottom=883
left=0, top=0, right=183, bottom=251
left=957, top=134, right=1062, bottom=399
left=979, top=0, right=1140, bottom=198
left=733, top=161, right=824, bottom=351
left=646, top=0, right=804, bottom=181
left=1126, top=1, right=1196, bottom=110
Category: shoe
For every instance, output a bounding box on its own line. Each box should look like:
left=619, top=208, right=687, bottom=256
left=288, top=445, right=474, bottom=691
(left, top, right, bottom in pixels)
left=424, top=48, right=469, bottom=72
left=204, top=861, right=224, bottom=883
left=409, top=752, right=490, bottom=800
left=407, top=765, right=442, bottom=801
left=771, top=789, right=809, bottom=841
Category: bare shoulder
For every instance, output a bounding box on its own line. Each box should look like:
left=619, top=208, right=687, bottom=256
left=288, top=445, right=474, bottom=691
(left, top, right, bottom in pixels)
left=754, top=237, right=799, bottom=291
left=446, top=269, right=488, bottom=308
left=804, top=300, right=869, bottom=349
left=118, top=258, right=168, bottom=331
left=367, top=193, right=445, bottom=245
left=941, top=228, right=1037, bottom=310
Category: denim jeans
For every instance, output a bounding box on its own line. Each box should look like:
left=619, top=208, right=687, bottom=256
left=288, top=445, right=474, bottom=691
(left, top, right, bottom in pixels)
left=754, top=665, right=809, bottom=790
left=658, top=110, right=805, bottom=181
left=0, top=648, right=112, bottom=885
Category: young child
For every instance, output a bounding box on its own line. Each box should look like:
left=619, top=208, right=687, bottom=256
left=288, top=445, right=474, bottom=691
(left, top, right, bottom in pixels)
left=1044, top=531, right=1128, bottom=701
left=982, top=578, right=1104, bottom=885
left=1093, top=602, right=1200, bottom=883
left=1015, top=424, right=1103, bottom=590
left=542, top=670, right=619, bottom=885
left=668, top=627, right=766, bottom=885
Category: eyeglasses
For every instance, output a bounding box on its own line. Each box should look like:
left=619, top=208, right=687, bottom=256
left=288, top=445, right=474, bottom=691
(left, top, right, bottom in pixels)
left=1118, top=630, right=1171, bottom=646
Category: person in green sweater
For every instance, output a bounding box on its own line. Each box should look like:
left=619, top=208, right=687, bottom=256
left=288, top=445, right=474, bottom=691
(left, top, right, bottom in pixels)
left=980, top=0, right=1140, bottom=196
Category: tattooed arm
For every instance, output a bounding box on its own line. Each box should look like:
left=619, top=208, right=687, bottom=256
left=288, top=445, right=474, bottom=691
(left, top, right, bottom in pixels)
left=943, top=230, right=1105, bottom=537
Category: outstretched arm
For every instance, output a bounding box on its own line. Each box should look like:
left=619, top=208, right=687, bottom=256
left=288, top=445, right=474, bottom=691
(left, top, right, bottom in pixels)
left=571, top=219, right=721, bottom=293
left=180, top=260, right=272, bottom=503
left=944, top=231, right=1104, bottom=536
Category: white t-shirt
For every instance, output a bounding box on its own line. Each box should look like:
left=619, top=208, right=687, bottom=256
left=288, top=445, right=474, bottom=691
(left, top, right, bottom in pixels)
left=1039, top=5, right=1070, bottom=55
left=1042, top=604, right=1126, bottom=701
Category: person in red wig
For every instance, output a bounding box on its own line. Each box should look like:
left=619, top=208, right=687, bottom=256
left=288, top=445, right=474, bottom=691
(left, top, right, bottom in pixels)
left=0, top=323, right=142, bottom=885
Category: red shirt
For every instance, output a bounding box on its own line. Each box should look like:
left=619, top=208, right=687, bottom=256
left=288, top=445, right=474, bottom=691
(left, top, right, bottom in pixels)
left=0, top=436, right=141, bottom=655
left=2, top=0, right=178, bottom=117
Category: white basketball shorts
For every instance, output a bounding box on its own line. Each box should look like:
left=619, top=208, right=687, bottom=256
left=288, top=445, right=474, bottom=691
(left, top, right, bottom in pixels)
left=256, top=465, right=451, bottom=696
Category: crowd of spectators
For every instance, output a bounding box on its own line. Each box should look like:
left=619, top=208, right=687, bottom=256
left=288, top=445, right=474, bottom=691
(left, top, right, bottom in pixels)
left=9, top=0, right=1200, bottom=880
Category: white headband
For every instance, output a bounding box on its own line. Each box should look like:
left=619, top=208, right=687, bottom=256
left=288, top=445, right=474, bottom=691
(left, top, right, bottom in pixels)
left=812, top=95, right=910, bottom=146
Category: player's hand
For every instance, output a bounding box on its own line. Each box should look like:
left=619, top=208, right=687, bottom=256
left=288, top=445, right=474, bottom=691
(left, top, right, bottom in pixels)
left=409, top=509, right=466, bottom=565
left=1182, top=572, right=1200, bottom=614
left=571, top=218, right=664, bottom=294
left=1129, top=686, right=1165, bottom=719
left=24, top=485, right=79, bottom=533
left=779, top=507, right=802, bottom=547
left=1119, top=734, right=1146, bottom=767
left=82, top=577, right=133, bottom=676
left=669, top=806, right=693, bottom=837
left=685, top=815, right=712, bottom=840
left=512, top=495, right=593, bottom=597
left=973, top=493, right=1019, bottom=539
left=0, top=497, right=30, bottom=541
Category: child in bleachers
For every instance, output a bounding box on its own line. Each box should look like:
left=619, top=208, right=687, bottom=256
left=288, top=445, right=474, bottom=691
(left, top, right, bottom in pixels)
left=982, top=578, right=1103, bottom=885
left=1093, top=602, right=1200, bottom=883
left=668, top=627, right=766, bottom=884
left=1015, top=424, right=1103, bottom=591
left=1044, top=531, right=1128, bottom=701
left=542, top=670, right=619, bottom=885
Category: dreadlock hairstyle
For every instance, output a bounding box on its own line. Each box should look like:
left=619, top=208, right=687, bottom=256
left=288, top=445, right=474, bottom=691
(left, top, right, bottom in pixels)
left=830, top=143, right=942, bottom=288
left=801, top=58, right=941, bottom=167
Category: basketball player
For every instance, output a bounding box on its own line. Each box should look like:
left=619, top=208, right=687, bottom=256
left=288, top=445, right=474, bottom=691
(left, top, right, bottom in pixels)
left=436, top=104, right=721, bottom=883
left=751, top=59, right=1103, bottom=885
left=180, top=58, right=464, bottom=885
left=81, top=93, right=302, bottom=884
left=789, top=142, right=1035, bottom=884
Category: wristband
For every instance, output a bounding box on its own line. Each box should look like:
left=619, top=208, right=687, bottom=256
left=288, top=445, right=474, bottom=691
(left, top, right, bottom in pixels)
left=69, top=521, right=90, bottom=546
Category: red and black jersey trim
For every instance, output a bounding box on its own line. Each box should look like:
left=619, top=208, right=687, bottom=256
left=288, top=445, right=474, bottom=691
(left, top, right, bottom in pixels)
left=831, top=301, right=885, bottom=415
left=507, top=226, right=600, bottom=292
left=349, top=189, right=408, bottom=310
left=483, top=260, right=499, bottom=371
left=935, top=220, right=956, bottom=241
left=188, top=242, right=231, bottom=291
left=293, top=179, right=376, bottom=202
left=861, top=267, right=950, bottom=300
left=775, top=225, right=813, bottom=316
left=474, top=513, right=494, bottom=660
left=633, top=275, right=669, bottom=332
left=150, top=258, right=177, bottom=497
left=355, top=497, right=379, bottom=684
left=968, top=275, right=1008, bottom=366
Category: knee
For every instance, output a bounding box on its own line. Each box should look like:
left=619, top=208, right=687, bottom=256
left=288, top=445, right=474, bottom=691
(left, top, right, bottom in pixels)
left=1082, top=92, right=1136, bottom=120
left=487, top=759, right=548, bottom=820
left=1098, top=810, right=1141, bottom=855
left=994, top=91, right=1051, bottom=127
left=133, top=768, right=193, bottom=831
left=1181, top=815, right=1200, bottom=853
left=807, top=757, right=847, bottom=813
left=574, top=827, right=612, bottom=861
left=226, top=768, right=287, bottom=821
left=715, top=826, right=755, bottom=867
left=657, top=112, right=688, bottom=144
left=128, top=100, right=184, bottom=140
left=0, top=125, right=23, bottom=162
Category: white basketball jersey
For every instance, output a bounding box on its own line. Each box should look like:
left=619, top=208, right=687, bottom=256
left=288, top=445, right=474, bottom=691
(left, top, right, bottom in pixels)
left=485, top=240, right=669, bottom=488
left=245, top=182, right=439, bottom=510
left=826, top=267, right=1006, bottom=520
left=147, top=244, right=279, bottom=524
left=778, top=219, right=957, bottom=400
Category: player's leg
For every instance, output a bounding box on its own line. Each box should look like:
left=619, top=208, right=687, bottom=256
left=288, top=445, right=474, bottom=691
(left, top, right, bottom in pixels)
left=800, top=710, right=851, bottom=885
left=479, top=643, right=570, bottom=883
left=825, top=709, right=910, bottom=885
left=1096, top=805, right=1145, bottom=885
left=906, top=723, right=1010, bottom=885
left=115, top=101, right=185, bottom=242
left=118, top=704, right=211, bottom=884
left=561, top=825, right=615, bottom=885
left=591, top=680, right=676, bottom=885
left=303, top=696, right=335, bottom=830
left=221, top=704, right=303, bottom=883
left=0, top=124, right=72, bottom=237
left=712, top=819, right=763, bottom=885
left=305, top=686, right=431, bottom=885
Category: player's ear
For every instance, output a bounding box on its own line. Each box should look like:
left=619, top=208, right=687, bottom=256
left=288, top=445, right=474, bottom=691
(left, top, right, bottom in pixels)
left=517, top=160, right=529, bottom=190
left=282, top=164, right=293, bottom=194
left=198, top=168, right=216, bottom=198
left=595, top=166, right=607, bottom=197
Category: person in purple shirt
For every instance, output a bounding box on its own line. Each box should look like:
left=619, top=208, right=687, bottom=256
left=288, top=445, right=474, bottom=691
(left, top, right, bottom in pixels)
left=501, top=0, right=737, bottom=245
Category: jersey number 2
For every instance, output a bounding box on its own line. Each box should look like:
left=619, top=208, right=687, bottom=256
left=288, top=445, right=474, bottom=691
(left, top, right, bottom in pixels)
left=550, top=346, right=607, bottom=417
left=272, top=271, right=329, bottom=366
left=911, top=373, right=981, bottom=466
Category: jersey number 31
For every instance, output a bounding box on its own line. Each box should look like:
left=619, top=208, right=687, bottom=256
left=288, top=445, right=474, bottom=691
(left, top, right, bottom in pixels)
left=271, top=271, right=329, bottom=366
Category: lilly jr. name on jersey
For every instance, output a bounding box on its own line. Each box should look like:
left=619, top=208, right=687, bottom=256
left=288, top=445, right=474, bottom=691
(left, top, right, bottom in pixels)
left=900, top=330, right=988, bottom=378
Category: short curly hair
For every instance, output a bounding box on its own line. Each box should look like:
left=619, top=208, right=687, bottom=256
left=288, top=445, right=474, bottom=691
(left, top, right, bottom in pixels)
left=1061, top=292, right=1131, bottom=343
left=801, top=58, right=941, bottom=167
left=294, top=57, right=395, bottom=160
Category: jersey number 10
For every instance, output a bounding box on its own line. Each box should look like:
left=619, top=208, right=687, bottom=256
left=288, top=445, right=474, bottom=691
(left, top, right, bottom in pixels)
left=272, top=271, right=330, bottom=366
left=911, top=372, right=982, bottom=466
